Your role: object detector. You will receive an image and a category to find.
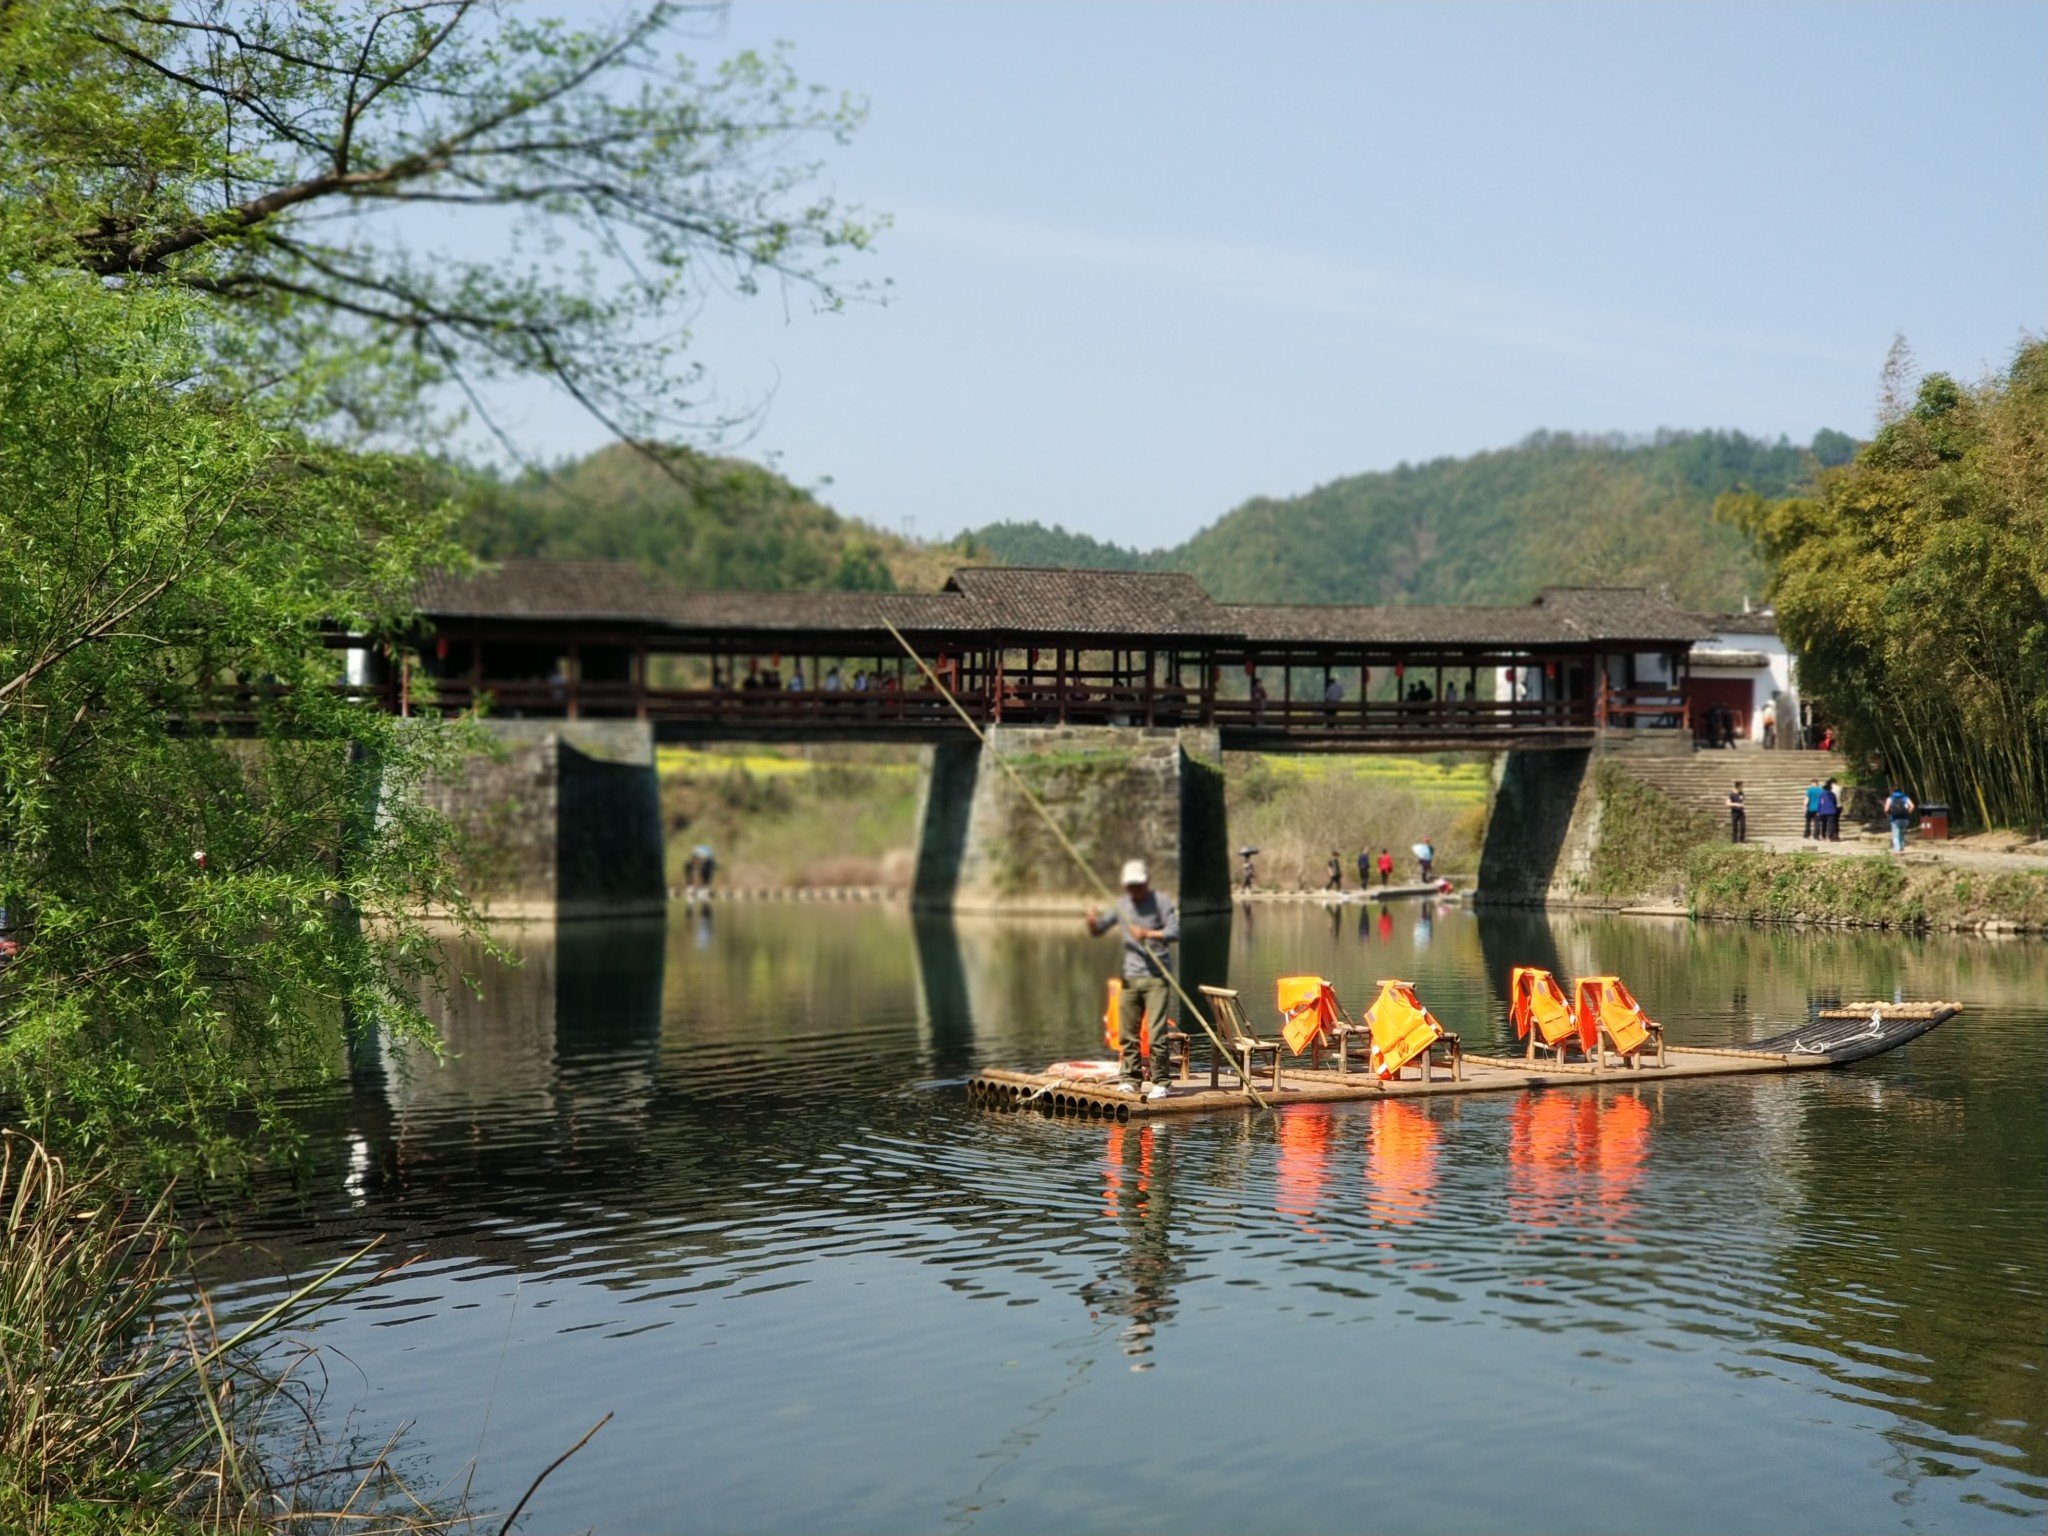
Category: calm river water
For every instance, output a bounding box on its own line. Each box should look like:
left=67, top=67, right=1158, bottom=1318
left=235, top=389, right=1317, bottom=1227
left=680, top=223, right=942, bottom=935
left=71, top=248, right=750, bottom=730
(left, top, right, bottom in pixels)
left=200, top=901, right=2047, bottom=1534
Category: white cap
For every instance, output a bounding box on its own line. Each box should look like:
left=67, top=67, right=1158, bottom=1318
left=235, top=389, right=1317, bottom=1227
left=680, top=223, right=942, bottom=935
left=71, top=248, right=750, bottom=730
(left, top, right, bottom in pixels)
left=1120, top=859, right=1150, bottom=887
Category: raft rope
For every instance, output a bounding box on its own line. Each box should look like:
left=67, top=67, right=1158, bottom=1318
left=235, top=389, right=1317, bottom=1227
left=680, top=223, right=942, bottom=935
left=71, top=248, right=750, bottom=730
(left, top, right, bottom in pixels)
left=882, top=618, right=1272, bottom=1112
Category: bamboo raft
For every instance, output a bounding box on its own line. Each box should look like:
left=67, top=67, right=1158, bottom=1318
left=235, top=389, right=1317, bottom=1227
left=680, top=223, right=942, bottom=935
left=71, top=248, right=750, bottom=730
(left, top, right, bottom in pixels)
left=966, top=1002, right=1963, bottom=1122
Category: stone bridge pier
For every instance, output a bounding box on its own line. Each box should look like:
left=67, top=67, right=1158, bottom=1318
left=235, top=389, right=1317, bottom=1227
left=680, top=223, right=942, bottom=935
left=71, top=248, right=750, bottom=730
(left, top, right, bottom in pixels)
left=911, top=726, right=1233, bottom=914
left=421, top=720, right=668, bottom=920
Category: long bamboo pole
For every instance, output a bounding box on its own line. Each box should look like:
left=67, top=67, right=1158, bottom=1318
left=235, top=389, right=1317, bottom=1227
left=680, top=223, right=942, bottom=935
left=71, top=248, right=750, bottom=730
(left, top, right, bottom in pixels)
left=882, top=618, right=1271, bottom=1111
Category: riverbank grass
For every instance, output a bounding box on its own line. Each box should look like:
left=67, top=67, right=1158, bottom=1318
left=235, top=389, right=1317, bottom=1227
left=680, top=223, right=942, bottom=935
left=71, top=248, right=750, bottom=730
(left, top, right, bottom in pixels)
left=1688, top=846, right=2048, bottom=931
left=0, top=1133, right=467, bottom=1535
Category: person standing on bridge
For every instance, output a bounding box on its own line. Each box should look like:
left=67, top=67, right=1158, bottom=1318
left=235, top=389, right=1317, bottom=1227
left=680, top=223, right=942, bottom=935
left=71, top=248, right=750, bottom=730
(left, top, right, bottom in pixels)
left=1086, top=860, right=1179, bottom=1100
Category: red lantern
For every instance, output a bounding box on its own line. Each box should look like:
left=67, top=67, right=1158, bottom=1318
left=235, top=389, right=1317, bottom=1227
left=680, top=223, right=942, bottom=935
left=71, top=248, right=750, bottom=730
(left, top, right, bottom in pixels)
left=1244, top=660, right=1258, bottom=677
left=1395, top=663, right=1406, bottom=680
left=1545, top=661, right=1557, bottom=679
left=435, top=637, right=449, bottom=660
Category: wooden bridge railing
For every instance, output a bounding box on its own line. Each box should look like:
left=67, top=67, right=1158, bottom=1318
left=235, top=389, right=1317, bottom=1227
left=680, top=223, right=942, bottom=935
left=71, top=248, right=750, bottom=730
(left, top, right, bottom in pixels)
left=177, top=678, right=1680, bottom=743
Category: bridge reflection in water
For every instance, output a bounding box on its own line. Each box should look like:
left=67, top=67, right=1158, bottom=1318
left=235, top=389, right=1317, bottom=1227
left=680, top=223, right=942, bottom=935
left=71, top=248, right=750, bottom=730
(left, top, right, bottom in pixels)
left=190, top=903, right=2048, bottom=1534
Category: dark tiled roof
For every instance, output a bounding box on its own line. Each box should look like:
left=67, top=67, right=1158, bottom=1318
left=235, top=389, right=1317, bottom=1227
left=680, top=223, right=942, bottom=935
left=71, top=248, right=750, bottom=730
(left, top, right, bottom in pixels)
left=413, top=560, right=674, bottom=621
left=1224, top=604, right=1571, bottom=648
left=659, top=589, right=968, bottom=635
left=1534, top=588, right=1717, bottom=644
left=942, top=567, right=1235, bottom=637
left=1693, top=610, right=1781, bottom=637
left=413, top=560, right=1714, bottom=650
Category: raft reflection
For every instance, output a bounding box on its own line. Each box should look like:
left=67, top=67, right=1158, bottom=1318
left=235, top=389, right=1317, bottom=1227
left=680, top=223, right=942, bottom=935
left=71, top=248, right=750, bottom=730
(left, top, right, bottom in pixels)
left=188, top=903, right=2043, bottom=1535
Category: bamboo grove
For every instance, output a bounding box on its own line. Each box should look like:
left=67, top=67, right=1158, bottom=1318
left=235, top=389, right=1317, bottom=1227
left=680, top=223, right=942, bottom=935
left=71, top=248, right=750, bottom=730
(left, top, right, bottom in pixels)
left=1720, top=340, right=2048, bottom=833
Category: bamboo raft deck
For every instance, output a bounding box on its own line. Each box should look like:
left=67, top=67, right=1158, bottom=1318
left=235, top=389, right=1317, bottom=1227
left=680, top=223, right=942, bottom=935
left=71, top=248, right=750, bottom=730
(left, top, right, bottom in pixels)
left=965, top=1003, right=1962, bottom=1121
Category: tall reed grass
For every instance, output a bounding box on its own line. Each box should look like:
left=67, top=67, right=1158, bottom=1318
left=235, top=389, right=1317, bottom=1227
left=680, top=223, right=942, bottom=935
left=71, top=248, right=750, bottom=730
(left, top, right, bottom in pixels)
left=0, top=1132, right=474, bottom=1534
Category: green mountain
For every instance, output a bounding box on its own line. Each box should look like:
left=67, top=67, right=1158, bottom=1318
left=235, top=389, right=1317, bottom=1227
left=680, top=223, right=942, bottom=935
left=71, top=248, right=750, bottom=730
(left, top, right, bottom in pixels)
left=975, top=429, right=1856, bottom=610
left=454, top=442, right=960, bottom=592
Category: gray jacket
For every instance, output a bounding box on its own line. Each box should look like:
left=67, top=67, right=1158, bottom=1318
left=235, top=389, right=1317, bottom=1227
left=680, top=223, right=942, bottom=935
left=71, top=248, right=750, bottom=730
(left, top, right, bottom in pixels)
left=1090, top=889, right=1180, bottom=979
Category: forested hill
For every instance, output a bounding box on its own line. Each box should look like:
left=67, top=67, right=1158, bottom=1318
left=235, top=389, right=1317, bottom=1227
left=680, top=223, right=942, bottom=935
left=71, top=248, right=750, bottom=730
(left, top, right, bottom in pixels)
left=454, top=442, right=975, bottom=593
left=973, top=429, right=1857, bottom=611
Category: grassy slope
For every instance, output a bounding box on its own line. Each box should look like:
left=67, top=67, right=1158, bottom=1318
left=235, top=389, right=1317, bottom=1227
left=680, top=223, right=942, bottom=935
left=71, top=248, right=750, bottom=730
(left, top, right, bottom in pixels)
left=974, top=429, right=1836, bottom=610
left=659, top=745, right=924, bottom=889
left=1565, top=762, right=2048, bottom=930
left=655, top=745, right=1491, bottom=892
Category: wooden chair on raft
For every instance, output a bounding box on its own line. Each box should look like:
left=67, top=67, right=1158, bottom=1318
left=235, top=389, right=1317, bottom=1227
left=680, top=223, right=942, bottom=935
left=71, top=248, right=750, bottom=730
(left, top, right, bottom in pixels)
left=1361, top=978, right=1462, bottom=1083
left=1276, top=975, right=1369, bottom=1074
left=1103, top=978, right=1192, bottom=1083
left=1510, top=965, right=1592, bottom=1065
left=1196, top=985, right=1286, bottom=1091
left=1573, top=976, right=1667, bottom=1069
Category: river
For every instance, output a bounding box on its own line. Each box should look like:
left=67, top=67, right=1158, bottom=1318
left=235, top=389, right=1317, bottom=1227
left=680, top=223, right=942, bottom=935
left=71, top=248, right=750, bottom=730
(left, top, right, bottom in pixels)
left=197, top=900, right=2047, bottom=1533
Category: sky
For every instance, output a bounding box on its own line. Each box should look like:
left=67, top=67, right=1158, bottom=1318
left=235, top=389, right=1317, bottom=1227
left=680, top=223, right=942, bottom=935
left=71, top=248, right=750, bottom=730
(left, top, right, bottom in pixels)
left=456, top=1, right=2048, bottom=550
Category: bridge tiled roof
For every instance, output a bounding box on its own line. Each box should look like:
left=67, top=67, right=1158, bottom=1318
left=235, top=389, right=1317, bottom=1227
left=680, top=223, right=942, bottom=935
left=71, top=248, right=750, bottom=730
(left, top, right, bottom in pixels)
left=941, top=567, right=1236, bottom=638
left=413, top=559, right=677, bottom=621
left=413, top=560, right=1713, bottom=650
left=1224, top=603, right=1567, bottom=648
left=1533, top=587, right=1717, bottom=645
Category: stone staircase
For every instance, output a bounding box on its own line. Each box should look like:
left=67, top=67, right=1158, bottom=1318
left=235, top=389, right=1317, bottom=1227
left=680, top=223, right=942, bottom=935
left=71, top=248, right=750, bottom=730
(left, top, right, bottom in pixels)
left=1612, top=747, right=1841, bottom=841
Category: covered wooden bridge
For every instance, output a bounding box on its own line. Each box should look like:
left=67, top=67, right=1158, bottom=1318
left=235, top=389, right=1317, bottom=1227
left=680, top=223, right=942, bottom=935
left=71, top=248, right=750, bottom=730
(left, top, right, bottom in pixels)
left=364, top=561, right=1712, bottom=752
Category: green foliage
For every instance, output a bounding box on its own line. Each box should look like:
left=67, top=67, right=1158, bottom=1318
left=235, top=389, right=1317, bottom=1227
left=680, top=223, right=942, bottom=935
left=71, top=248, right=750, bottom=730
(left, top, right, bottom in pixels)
left=971, top=522, right=1147, bottom=571
left=1719, top=341, right=2048, bottom=831
left=1580, top=760, right=1720, bottom=902
left=0, top=0, right=878, bottom=444
left=0, top=274, right=477, bottom=1173
left=457, top=443, right=902, bottom=592
left=965, top=429, right=1834, bottom=610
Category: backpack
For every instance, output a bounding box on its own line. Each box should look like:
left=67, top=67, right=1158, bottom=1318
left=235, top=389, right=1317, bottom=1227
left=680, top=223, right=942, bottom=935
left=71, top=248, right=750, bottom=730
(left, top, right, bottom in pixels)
left=1886, top=791, right=1910, bottom=818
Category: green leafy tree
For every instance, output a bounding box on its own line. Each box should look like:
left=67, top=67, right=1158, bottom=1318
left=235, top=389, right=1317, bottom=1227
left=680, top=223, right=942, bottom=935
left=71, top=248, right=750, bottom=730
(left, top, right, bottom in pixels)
left=1720, top=341, right=2048, bottom=831
left=0, top=272, right=476, bottom=1172
left=0, top=0, right=879, bottom=445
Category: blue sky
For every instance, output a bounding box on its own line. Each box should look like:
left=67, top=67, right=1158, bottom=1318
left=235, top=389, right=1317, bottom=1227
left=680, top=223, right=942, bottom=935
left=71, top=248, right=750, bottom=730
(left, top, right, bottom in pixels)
left=471, top=2, right=2047, bottom=549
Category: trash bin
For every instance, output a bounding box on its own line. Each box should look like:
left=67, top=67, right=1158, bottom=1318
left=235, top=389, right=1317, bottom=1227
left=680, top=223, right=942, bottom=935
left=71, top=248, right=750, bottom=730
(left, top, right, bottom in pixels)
left=1919, top=804, right=1950, bottom=840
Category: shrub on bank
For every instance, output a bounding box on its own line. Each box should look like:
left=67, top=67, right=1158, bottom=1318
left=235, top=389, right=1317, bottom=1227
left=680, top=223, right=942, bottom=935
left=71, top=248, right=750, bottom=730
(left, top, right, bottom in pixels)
left=1686, top=847, right=2048, bottom=931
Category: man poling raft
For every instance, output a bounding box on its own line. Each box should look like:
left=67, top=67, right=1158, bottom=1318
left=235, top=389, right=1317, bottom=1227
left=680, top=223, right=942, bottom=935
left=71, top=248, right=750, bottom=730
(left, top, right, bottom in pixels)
left=968, top=967, right=1962, bottom=1121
